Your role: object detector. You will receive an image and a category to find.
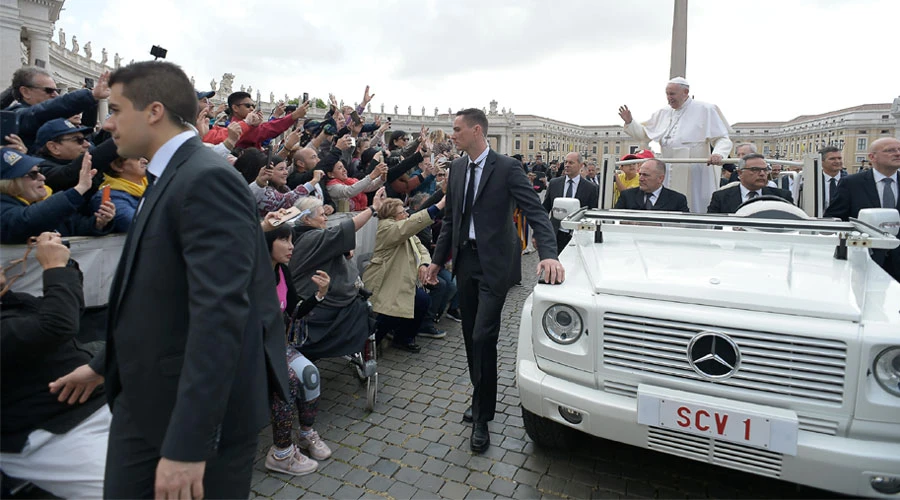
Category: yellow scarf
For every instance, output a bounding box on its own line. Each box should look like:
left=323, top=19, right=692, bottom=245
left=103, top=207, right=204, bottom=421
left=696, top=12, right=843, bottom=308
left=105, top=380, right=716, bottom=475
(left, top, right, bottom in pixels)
left=15, top=186, right=53, bottom=206
left=104, top=175, right=147, bottom=198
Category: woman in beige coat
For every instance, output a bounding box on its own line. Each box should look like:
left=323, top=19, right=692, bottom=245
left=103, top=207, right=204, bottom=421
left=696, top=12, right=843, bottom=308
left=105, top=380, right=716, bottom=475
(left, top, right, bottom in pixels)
left=363, top=195, right=445, bottom=353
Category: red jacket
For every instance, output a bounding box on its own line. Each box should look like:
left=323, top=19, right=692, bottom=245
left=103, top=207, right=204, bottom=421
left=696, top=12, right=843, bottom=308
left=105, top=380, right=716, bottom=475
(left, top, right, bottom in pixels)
left=202, top=115, right=296, bottom=149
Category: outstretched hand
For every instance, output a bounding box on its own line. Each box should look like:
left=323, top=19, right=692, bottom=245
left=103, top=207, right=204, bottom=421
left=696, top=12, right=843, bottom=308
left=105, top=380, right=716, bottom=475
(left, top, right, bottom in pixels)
left=618, top=105, right=633, bottom=125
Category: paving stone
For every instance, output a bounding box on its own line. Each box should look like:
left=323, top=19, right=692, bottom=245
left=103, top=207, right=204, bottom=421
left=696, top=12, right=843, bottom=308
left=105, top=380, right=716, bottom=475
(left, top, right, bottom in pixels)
left=421, top=458, right=450, bottom=475
left=490, top=461, right=520, bottom=479
left=466, top=471, right=494, bottom=490
left=370, top=458, right=400, bottom=477
left=307, top=475, right=342, bottom=496
left=379, top=445, right=407, bottom=460
left=349, top=451, right=379, bottom=468
left=343, top=468, right=375, bottom=488
left=424, top=441, right=452, bottom=459
left=318, top=460, right=352, bottom=479
left=332, top=485, right=365, bottom=500
left=401, top=451, right=428, bottom=468
left=365, top=474, right=394, bottom=493
left=387, top=481, right=419, bottom=499
left=272, top=483, right=305, bottom=499
left=445, top=464, right=471, bottom=483
left=253, top=476, right=287, bottom=496
left=488, top=477, right=518, bottom=497
left=440, top=481, right=472, bottom=499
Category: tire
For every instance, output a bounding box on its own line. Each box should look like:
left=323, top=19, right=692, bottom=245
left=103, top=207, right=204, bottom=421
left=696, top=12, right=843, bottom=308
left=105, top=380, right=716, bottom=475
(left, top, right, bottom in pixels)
left=521, top=406, right=576, bottom=449
left=366, top=373, right=378, bottom=411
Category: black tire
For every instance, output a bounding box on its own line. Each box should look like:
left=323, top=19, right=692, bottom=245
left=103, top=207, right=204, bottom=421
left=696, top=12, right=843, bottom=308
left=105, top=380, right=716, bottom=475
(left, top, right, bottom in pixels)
left=521, top=406, right=577, bottom=449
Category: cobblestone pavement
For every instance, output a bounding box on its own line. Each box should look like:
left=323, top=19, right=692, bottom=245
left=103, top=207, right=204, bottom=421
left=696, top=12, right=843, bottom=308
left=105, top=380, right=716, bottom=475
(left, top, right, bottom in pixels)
left=251, top=253, right=842, bottom=499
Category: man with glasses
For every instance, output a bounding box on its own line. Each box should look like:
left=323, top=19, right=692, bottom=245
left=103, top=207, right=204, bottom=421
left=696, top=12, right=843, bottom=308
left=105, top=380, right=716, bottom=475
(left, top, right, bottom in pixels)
left=202, top=91, right=308, bottom=150
left=31, top=118, right=118, bottom=195
left=825, top=137, right=900, bottom=281
left=6, top=67, right=110, bottom=150
left=707, top=153, right=793, bottom=214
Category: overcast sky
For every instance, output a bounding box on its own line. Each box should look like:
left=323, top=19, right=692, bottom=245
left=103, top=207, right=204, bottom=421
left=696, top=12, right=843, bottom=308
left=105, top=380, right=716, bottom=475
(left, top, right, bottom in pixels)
left=56, top=0, right=899, bottom=126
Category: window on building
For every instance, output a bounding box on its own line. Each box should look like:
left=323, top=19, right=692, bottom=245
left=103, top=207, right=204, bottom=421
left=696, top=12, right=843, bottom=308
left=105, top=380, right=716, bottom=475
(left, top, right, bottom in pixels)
left=528, top=140, right=534, bottom=150
left=515, top=140, right=521, bottom=150
left=857, top=138, right=867, bottom=151
left=614, top=143, right=621, bottom=155
left=856, top=156, right=866, bottom=164
left=603, top=145, right=609, bottom=154
left=858, top=130, right=867, bottom=134
left=882, top=115, right=890, bottom=120
left=630, top=146, right=639, bottom=154
left=592, top=145, right=597, bottom=154
left=763, top=146, right=770, bottom=155
left=881, top=130, right=890, bottom=134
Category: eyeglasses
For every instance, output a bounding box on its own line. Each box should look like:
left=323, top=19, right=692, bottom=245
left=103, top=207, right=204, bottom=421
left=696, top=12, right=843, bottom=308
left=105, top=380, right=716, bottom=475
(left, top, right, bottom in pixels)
left=238, top=103, right=257, bottom=109
left=741, top=167, right=771, bottom=173
left=57, top=136, right=88, bottom=145
left=28, top=86, right=60, bottom=95
left=23, top=170, right=42, bottom=180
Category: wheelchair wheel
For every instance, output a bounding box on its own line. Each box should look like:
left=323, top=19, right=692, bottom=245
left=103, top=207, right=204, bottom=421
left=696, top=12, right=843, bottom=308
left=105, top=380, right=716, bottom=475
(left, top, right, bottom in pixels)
left=366, top=372, right=378, bottom=411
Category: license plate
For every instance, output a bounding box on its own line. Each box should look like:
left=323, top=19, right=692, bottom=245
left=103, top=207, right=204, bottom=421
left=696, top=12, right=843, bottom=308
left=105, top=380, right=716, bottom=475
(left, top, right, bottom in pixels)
left=637, top=386, right=798, bottom=455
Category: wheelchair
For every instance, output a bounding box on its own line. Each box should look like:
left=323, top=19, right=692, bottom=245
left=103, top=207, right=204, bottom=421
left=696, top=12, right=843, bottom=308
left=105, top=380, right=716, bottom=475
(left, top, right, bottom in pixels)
left=288, top=289, right=379, bottom=411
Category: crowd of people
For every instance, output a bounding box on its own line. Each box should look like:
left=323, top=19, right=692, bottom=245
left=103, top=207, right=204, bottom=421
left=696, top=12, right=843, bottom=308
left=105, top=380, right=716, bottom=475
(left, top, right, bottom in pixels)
left=1, top=62, right=898, bottom=497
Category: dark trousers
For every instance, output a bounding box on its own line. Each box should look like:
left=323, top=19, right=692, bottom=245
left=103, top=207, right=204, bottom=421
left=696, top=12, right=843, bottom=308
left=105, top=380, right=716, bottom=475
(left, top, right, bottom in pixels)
left=376, top=287, right=431, bottom=345
left=104, top=397, right=258, bottom=499
left=556, top=230, right=572, bottom=254
left=456, top=244, right=508, bottom=423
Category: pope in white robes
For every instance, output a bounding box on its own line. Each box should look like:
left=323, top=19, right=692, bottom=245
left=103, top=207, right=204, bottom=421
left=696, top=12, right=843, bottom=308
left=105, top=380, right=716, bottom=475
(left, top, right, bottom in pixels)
left=619, top=77, right=733, bottom=213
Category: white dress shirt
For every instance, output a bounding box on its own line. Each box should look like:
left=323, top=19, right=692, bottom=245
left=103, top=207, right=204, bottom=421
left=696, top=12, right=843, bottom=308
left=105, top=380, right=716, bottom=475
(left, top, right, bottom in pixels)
left=464, top=146, right=490, bottom=239
left=739, top=184, right=762, bottom=203
left=645, top=186, right=664, bottom=207
left=873, top=169, right=899, bottom=208
left=137, top=130, right=195, bottom=213
left=823, top=172, right=841, bottom=207
left=563, top=175, right=582, bottom=198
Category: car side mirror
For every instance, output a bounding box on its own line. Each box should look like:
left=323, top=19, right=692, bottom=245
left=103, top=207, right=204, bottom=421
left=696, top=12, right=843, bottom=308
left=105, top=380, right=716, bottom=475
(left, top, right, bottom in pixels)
left=857, top=208, right=900, bottom=236
left=552, top=198, right=581, bottom=221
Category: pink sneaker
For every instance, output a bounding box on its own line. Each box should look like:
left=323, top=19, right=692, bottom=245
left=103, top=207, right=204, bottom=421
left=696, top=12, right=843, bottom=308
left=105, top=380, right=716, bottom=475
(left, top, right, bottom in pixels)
left=297, top=429, right=332, bottom=460
left=265, top=445, right=318, bottom=476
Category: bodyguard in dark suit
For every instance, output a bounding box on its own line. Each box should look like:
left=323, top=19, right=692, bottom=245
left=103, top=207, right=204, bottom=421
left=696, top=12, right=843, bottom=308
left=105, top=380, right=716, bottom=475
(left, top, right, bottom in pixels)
left=819, top=146, right=849, bottom=210
left=824, top=138, right=900, bottom=281
left=52, top=61, right=290, bottom=498
left=708, top=154, right=793, bottom=214
left=542, top=152, right=600, bottom=252
left=614, top=159, right=689, bottom=212
left=426, top=109, right=562, bottom=453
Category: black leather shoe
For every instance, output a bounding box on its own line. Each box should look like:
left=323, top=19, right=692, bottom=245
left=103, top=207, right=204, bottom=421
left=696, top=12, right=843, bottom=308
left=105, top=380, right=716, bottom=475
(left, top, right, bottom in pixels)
left=462, top=406, right=473, bottom=423
left=391, top=342, right=421, bottom=353
left=471, top=422, right=490, bottom=453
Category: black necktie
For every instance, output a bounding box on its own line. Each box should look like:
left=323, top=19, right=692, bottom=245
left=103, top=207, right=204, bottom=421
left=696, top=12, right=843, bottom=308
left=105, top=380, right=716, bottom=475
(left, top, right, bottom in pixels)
left=565, top=179, right=574, bottom=198
left=827, top=177, right=837, bottom=208
left=781, top=176, right=790, bottom=190
left=643, top=193, right=653, bottom=209
left=747, top=191, right=759, bottom=201
left=461, top=163, right=477, bottom=240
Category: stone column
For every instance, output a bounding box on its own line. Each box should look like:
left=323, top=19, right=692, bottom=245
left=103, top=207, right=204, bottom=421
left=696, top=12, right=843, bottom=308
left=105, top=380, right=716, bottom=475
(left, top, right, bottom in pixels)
left=669, top=0, right=688, bottom=79
left=499, top=134, right=508, bottom=154
left=28, top=29, right=52, bottom=70
left=0, top=7, right=22, bottom=86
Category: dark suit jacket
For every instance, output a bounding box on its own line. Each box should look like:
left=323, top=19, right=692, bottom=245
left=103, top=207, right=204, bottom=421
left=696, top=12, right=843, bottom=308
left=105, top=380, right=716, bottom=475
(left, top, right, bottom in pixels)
left=707, top=185, right=794, bottom=214
left=433, top=150, right=557, bottom=295
left=542, top=176, right=600, bottom=232
left=91, top=136, right=290, bottom=462
left=614, top=186, right=689, bottom=212
left=824, top=168, right=900, bottom=281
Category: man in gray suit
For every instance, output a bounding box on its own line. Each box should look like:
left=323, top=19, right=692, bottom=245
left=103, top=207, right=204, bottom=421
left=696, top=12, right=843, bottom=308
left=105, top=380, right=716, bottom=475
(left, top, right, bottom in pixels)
left=426, top=109, right=563, bottom=453
left=51, top=61, right=290, bottom=498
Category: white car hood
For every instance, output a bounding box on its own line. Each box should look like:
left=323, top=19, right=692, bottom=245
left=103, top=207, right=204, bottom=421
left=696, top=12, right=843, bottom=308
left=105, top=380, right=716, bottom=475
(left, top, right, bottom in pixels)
left=574, top=235, right=866, bottom=322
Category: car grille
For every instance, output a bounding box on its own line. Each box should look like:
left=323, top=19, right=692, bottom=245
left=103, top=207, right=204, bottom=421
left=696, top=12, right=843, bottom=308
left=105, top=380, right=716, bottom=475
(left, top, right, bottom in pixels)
left=647, top=427, right=783, bottom=477
left=602, top=313, right=847, bottom=406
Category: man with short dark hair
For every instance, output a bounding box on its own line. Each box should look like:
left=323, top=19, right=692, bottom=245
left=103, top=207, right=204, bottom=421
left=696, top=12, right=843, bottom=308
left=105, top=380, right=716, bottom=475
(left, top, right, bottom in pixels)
left=615, top=159, right=689, bottom=212
left=426, top=108, right=562, bottom=454
left=707, top=153, right=793, bottom=213
left=6, top=67, right=108, bottom=150
left=542, top=152, right=599, bottom=252
left=50, top=61, right=291, bottom=498
left=202, top=91, right=309, bottom=150
left=825, top=137, right=900, bottom=281
left=819, top=146, right=847, bottom=209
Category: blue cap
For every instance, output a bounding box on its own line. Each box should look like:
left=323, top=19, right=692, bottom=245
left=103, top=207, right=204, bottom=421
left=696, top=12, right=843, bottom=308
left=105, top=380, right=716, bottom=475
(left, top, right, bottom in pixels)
left=1, top=148, right=44, bottom=179
left=33, top=119, right=92, bottom=152
left=196, top=90, right=215, bottom=100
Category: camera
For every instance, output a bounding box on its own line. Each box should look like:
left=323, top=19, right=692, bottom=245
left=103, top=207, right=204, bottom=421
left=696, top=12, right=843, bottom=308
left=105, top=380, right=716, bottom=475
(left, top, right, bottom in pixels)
left=84, top=77, right=94, bottom=89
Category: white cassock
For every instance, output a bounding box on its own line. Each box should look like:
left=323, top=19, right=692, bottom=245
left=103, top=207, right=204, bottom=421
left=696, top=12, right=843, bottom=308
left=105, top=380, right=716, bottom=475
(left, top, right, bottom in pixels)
left=624, top=97, right=733, bottom=213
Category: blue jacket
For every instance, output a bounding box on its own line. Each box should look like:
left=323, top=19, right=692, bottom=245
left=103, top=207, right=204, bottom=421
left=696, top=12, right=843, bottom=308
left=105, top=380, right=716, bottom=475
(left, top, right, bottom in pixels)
left=6, top=89, right=98, bottom=151
left=0, top=190, right=110, bottom=244
left=90, top=187, right=139, bottom=233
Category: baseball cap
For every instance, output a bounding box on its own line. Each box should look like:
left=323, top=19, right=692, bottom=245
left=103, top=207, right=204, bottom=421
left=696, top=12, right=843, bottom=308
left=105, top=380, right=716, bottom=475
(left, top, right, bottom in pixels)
left=196, top=90, right=215, bottom=100
left=33, top=119, right=92, bottom=152
left=1, top=148, right=44, bottom=179
left=620, top=149, right=655, bottom=161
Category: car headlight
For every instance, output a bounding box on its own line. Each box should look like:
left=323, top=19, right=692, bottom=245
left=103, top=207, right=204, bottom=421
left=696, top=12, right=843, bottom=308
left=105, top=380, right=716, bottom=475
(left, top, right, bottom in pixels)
left=873, top=347, right=900, bottom=397
left=542, top=304, right=584, bottom=345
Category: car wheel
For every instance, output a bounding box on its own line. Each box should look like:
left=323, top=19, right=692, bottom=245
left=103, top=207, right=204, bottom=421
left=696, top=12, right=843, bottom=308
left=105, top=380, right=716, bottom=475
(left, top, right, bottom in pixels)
left=521, top=405, right=576, bottom=449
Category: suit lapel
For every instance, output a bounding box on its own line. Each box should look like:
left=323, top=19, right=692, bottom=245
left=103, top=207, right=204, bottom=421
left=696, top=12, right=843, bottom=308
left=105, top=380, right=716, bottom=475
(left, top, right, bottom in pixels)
left=655, top=188, right=670, bottom=210
left=473, top=150, right=496, bottom=205
left=728, top=186, right=743, bottom=212
left=112, top=139, right=197, bottom=312
left=862, top=169, right=881, bottom=208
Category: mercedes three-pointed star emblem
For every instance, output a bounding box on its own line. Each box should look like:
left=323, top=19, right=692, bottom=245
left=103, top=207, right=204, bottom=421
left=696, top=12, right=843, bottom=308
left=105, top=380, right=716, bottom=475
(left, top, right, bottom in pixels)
left=687, top=331, right=741, bottom=379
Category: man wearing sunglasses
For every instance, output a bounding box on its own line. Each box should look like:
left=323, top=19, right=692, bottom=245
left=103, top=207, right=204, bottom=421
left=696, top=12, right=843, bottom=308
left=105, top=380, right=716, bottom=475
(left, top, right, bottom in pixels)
left=707, top=153, right=793, bottom=214
left=202, top=91, right=309, bottom=150
left=6, top=67, right=111, bottom=151
left=30, top=118, right=118, bottom=195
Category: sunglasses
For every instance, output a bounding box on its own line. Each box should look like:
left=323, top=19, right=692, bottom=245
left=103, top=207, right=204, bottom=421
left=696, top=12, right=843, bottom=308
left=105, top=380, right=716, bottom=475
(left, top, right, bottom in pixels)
left=57, top=136, right=88, bottom=145
left=23, top=170, right=42, bottom=180
left=238, top=103, right=257, bottom=109
left=28, top=86, right=61, bottom=95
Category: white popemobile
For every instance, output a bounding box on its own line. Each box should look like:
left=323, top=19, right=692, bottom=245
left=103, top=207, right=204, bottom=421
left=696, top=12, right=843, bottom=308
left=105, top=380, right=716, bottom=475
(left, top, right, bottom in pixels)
left=517, top=158, right=900, bottom=498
